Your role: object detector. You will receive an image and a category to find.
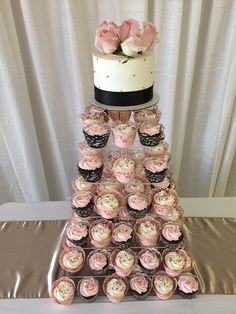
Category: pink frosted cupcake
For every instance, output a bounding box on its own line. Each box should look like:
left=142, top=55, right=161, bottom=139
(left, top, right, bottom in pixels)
left=103, top=274, right=128, bottom=303
left=71, top=191, right=94, bottom=218
left=129, top=273, right=152, bottom=300
left=144, top=157, right=169, bottom=183
left=150, top=175, right=172, bottom=192
left=138, top=248, right=161, bottom=274
left=153, top=271, right=177, bottom=300
left=80, top=111, right=107, bottom=127
left=89, top=219, right=113, bottom=248
left=134, top=164, right=146, bottom=178
left=83, top=123, right=110, bottom=148
left=124, top=177, right=146, bottom=194
left=138, top=122, right=164, bottom=146
left=126, top=193, right=151, bottom=218
left=113, top=157, right=135, bottom=183
left=162, top=249, right=193, bottom=277
left=153, top=189, right=179, bottom=216
left=144, top=140, right=169, bottom=158
left=78, top=277, right=99, bottom=302
left=78, top=157, right=103, bottom=182
left=111, top=249, right=136, bottom=277
left=71, top=175, right=95, bottom=193
left=134, top=216, right=161, bottom=247
left=161, top=222, right=183, bottom=248
left=108, top=110, right=131, bottom=123
left=177, top=273, right=199, bottom=298
left=112, top=222, right=133, bottom=249
left=134, top=106, right=161, bottom=125
left=162, top=205, right=184, bottom=223
left=130, top=149, right=146, bottom=163
left=112, top=123, right=136, bottom=148
left=79, top=141, right=103, bottom=159
left=66, top=220, right=88, bottom=246
left=97, top=176, right=122, bottom=194
left=87, top=249, right=109, bottom=275
left=86, top=105, right=109, bottom=121
left=51, top=277, right=75, bottom=305
left=59, top=247, right=85, bottom=275
left=95, top=192, right=123, bottom=219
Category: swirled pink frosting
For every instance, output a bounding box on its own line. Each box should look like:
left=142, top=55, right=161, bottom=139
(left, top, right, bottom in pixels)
left=139, top=250, right=160, bottom=270
left=178, top=274, right=199, bottom=293
left=79, top=141, right=103, bottom=157
left=80, top=112, right=106, bottom=126
left=154, top=190, right=177, bottom=208
left=112, top=224, right=133, bottom=242
left=79, top=157, right=102, bottom=170
left=84, top=123, right=109, bottom=136
left=144, top=141, right=169, bottom=157
left=125, top=178, right=145, bottom=194
left=87, top=105, right=107, bottom=115
left=88, top=252, right=107, bottom=271
left=162, top=224, right=182, bottom=241
left=128, top=194, right=148, bottom=211
left=134, top=109, right=160, bottom=124
left=144, top=158, right=168, bottom=173
left=130, top=276, right=149, bottom=294
left=66, top=222, right=88, bottom=241
left=139, top=122, right=161, bottom=135
left=72, top=192, right=92, bottom=208
left=79, top=278, right=99, bottom=297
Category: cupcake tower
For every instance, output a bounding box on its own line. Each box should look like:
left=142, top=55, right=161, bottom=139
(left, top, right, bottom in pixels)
left=51, top=104, right=199, bottom=305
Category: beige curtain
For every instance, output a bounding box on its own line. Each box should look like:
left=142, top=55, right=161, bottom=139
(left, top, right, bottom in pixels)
left=0, top=0, right=236, bottom=204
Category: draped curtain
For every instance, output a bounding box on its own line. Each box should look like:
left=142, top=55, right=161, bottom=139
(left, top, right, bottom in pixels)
left=0, top=0, right=236, bottom=204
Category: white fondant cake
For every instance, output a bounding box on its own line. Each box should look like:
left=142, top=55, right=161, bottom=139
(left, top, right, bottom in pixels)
left=93, top=51, right=154, bottom=92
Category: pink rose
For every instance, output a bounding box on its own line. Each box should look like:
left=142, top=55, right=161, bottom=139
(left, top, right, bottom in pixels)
left=95, top=21, right=120, bottom=54
left=140, top=21, right=159, bottom=50
left=118, top=18, right=140, bottom=42
left=121, top=34, right=146, bottom=57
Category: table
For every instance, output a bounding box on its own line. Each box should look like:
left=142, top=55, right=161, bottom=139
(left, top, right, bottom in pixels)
left=0, top=198, right=236, bottom=314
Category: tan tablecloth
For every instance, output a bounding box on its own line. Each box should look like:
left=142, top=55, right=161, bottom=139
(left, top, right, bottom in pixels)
left=0, top=217, right=236, bottom=298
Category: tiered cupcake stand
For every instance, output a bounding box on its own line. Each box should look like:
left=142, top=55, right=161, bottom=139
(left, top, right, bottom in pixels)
left=51, top=100, right=199, bottom=305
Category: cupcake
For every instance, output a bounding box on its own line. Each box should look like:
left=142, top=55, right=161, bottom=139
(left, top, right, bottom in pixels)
left=126, top=193, right=151, bottom=219
left=78, top=277, right=99, bottom=302
left=144, top=157, right=169, bottom=183
left=66, top=220, right=88, bottom=246
left=161, top=222, right=184, bottom=248
left=129, top=273, right=152, bottom=300
left=112, top=222, right=133, bottom=249
left=71, top=191, right=94, bottom=218
left=153, top=271, right=177, bottom=300
left=83, top=123, right=110, bottom=148
left=162, top=249, right=192, bottom=277
left=59, top=247, right=85, bottom=275
left=177, top=273, right=199, bottom=298
left=112, top=123, right=136, bottom=148
left=103, top=158, right=115, bottom=176
left=144, top=141, right=169, bottom=158
left=134, top=216, right=161, bottom=247
left=150, top=175, right=172, bottom=192
left=138, top=122, right=164, bottom=146
left=153, top=189, right=179, bottom=216
left=78, top=157, right=103, bottom=182
left=51, top=277, right=75, bottom=305
left=86, top=105, right=109, bottom=121
left=112, top=157, right=135, bottom=183
left=134, top=106, right=161, bottom=125
left=103, top=274, right=128, bottom=303
left=130, top=150, right=146, bottom=163
left=138, top=248, right=161, bottom=274
left=79, top=141, right=103, bottom=159
left=108, top=110, right=131, bottom=123
left=125, top=177, right=146, bottom=194
left=95, top=192, right=123, bottom=219
left=134, top=164, right=146, bottom=178
left=87, top=249, right=109, bottom=275
left=80, top=111, right=106, bottom=127
left=162, top=205, right=184, bottom=223
left=97, top=176, right=122, bottom=194
left=89, top=219, right=113, bottom=248
left=71, top=175, right=95, bottom=193
left=111, top=249, right=136, bottom=277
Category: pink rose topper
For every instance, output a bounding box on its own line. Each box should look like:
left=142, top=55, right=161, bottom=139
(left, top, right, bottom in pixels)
left=95, top=21, right=120, bottom=54
left=118, top=18, right=140, bottom=42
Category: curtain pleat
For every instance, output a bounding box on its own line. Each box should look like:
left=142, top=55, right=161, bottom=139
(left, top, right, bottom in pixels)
left=0, top=0, right=236, bottom=204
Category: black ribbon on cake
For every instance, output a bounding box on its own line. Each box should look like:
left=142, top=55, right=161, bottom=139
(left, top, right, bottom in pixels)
left=94, top=85, right=153, bottom=106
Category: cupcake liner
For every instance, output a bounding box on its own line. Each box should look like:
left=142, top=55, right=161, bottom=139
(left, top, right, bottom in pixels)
left=137, top=248, right=161, bottom=275
left=134, top=216, right=161, bottom=247
left=126, top=193, right=152, bottom=219
left=152, top=271, right=177, bottom=300
left=51, top=276, right=75, bottom=305
left=77, top=277, right=100, bottom=303
left=112, top=123, right=137, bottom=149
left=129, top=273, right=152, bottom=300
left=144, top=168, right=167, bottom=183
left=87, top=249, right=110, bottom=275
left=83, top=130, right=110, bottom=148
left=138, top=130, right=165, bottom=147
left=72, top=199, right=94, bottom=218
left=78, top=165, right=104, bottom=182
left=103, top=274, right=128, bottom=303
left=108, top=110, right=131, bottom=123
left=110, top=248, right=137, bottom=277
left=161, top=205, right=184, bottom=223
